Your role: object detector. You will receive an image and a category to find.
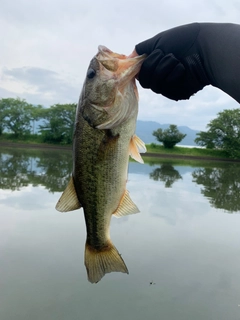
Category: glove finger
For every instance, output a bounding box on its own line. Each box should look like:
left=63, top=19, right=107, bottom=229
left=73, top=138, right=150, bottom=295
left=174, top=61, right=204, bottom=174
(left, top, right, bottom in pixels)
left=138, top=49, right=164, bottom=89
left=150, top=54, right=184, bottom=93
left=152, top=62, right=188, bottom=99
left=164, top=60, right=186, bottom=84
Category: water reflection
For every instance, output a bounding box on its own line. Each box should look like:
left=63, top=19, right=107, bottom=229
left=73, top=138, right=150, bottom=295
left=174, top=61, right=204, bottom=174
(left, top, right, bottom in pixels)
left=192, top=164, right=240, bottom=213
left=1, top=148, right=240, bottom=320
left=149, top=164, right=182, bottom=187
left=1, top=148, right=240, bottom=213
left=0, top=148, right=72, bottom=192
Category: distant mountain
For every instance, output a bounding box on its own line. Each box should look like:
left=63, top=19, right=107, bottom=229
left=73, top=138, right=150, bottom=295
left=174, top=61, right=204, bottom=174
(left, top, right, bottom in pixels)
left=136, top=120, right=200, bottom=146
left=35, top=119, right=199, bottom=146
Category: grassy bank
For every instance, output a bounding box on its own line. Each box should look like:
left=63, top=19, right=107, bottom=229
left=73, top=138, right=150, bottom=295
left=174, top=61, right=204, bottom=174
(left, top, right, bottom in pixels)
left=146, top=143, right=229, bottom=159
left=0, top=135, right=71, bottom=150
left=0, top=133, right=45, bottom=145
left=0, top=137, right=237, bottom=161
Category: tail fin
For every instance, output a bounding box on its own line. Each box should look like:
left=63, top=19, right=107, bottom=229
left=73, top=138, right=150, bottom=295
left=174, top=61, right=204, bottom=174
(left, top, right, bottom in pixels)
left=85, top=242, right=129, bottom=283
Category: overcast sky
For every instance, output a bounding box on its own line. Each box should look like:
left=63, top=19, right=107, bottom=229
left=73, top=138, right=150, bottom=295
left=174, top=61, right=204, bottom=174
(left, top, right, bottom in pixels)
left=1, top=0, right=240, bottom=130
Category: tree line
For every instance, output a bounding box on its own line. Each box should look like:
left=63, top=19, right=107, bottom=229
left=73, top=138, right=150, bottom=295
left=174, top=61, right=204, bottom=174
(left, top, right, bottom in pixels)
left=0, top=97, right=239, bottom=158
left=0, top=97, right=76, bottom=144
left=153, top=110, right=240, bottom=158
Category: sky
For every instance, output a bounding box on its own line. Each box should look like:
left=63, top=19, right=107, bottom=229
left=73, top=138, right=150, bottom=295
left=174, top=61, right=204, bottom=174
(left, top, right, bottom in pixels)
left=1, top=0, right=240, bottom=130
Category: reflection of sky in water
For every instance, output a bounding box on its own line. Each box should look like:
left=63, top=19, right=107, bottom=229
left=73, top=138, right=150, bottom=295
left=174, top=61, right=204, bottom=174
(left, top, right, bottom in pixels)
left=1, top=156, right=240, bottom=320
left=128, top=162, right=208, bottom=226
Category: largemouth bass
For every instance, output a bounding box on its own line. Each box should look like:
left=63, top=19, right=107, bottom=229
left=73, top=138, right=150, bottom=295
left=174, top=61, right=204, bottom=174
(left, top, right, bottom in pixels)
left=56, top=46, right=146, bottom=283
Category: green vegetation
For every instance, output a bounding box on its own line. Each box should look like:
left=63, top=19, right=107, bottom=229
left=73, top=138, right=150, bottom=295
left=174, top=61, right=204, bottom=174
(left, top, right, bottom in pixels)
left=0, top=98, right=41, bottom=137
left=146, top=143, right=229, bottom=159
left=0, top=97, right=76, bottom=145
left=0, top=97, right=239, bottom=161
left=152, top=124, right=186, bottom=148
left=195, top=109, right=240, bottom=158
left=39, top=103, right=76, bottom=144
left=0, top=133, right=43, bottom=144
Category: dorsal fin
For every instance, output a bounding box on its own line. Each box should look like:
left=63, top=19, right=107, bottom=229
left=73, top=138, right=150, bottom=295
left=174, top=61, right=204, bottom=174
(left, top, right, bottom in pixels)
left=129, top=134, right=146, bottom=164
left=113, top=190, right=139, bottom=218
left=55, top=176, right=82, bottom=212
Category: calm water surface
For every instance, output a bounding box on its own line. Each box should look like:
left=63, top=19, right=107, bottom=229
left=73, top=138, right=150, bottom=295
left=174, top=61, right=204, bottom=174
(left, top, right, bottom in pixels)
left=1, top=147, right=240, bottom=320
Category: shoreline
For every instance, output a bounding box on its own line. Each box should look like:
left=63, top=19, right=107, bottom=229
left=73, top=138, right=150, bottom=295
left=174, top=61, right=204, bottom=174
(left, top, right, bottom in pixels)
left=0, top=141, right=239, bottom=163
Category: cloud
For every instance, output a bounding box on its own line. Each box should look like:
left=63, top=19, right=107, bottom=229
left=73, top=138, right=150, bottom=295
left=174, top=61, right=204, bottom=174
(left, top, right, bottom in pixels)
left=1, top=66, right=80, bottom=106
left=4, top=67, right=60, bottom=90
left=138, top=84, right=239, bottom=130
left=0, top=0, right=240, bottom=129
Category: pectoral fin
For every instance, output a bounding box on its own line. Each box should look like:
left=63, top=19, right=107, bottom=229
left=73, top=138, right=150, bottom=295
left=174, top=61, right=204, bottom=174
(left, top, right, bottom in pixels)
left=129, top=134, right=146, bottom=164
left=113, top=190, right=139, bottom=218
left=55, top=176, right=82, bottom=212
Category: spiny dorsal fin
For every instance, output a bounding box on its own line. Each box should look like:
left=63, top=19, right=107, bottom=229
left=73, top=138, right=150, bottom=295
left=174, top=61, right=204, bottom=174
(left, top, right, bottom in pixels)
left=55, top=176, right=82, bottom=212
left=129, top=134, right=146, bottom=164
left=113, top=190, right=139, bottom=218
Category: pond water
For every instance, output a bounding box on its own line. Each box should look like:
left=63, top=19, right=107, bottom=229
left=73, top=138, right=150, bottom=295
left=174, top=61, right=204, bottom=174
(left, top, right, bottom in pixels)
left=1, top=147, right=240, bottom=320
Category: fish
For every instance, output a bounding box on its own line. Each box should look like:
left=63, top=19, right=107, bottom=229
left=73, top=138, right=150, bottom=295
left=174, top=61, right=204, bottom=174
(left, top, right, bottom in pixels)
left=55, top=45, right=146, bottom=283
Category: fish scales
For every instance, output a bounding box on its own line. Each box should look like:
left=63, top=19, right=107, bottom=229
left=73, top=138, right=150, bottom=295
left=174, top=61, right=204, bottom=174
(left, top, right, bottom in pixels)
left=74, top=117, right=135, bottom=246
left=56, top=46, right=146, bottom=283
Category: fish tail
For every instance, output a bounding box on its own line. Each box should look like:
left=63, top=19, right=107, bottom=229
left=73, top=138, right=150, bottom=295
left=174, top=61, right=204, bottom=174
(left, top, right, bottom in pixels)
left=84, top=241, right=129, bottom=283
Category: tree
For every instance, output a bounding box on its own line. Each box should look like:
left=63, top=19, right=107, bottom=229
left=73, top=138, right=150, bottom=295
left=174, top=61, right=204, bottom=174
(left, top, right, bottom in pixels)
left=153, top=124, right=186, bottom=148
left=31, top=104, right=44, bottom=134
left=195, top=109, right=240, bottom=158
left=0, top=98, right=35, bottom=137
left=39, top=103, right=76, bottom=144
left=0, top=99, right=8, bottom=134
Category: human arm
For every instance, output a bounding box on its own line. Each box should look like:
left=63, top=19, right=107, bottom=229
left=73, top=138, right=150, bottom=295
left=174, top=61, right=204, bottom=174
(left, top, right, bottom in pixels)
left=132, top=23, right=240, bottom=103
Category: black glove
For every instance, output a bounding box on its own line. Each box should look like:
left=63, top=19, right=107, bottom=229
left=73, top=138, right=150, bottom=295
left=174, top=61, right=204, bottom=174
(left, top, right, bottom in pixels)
left=136, top=23, right=210, bottom=101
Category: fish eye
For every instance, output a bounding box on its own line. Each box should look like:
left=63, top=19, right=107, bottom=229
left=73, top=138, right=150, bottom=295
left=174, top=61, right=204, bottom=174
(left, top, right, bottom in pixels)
left=87, top=68, right=96, bottom=79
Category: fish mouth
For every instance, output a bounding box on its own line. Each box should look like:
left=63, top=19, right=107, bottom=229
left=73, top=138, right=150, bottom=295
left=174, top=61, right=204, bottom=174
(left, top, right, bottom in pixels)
left=98, top=45, right=127, bottom=60
left=89, top=46, right=146, bottom=130
left=96, top=45, right=146, bottom=88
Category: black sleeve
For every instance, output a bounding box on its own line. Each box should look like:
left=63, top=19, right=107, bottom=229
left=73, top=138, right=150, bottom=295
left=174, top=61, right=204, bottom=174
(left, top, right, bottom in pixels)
left=135, top=23, right=240, bottom=103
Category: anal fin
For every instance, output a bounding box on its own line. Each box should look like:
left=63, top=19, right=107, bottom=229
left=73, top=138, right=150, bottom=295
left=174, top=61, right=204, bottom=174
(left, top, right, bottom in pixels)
left=55, top=176, right=81, bottom=212
left=113, top=189, right=139, bottom=218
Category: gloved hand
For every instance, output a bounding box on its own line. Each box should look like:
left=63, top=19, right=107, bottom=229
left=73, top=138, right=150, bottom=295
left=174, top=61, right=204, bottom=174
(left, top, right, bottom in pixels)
left=135, top=23, right=210, bottom=101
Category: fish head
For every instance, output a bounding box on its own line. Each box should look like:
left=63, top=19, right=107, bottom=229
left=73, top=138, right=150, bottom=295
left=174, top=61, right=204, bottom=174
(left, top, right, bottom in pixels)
left=80, top=46, right=146, bottom=129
